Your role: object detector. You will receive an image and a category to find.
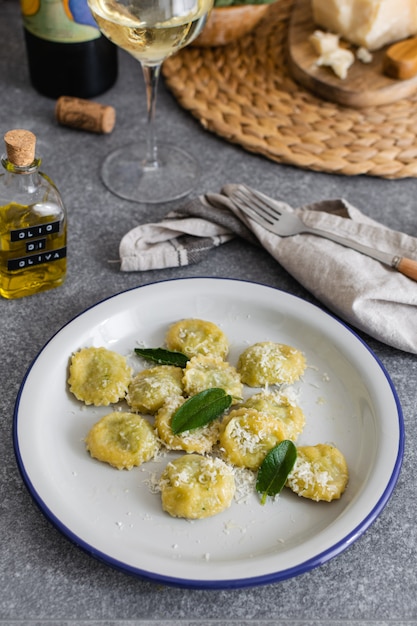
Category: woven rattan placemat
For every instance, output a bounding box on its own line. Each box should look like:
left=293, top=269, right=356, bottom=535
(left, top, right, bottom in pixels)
left=162, top=0, right=417, bottom=178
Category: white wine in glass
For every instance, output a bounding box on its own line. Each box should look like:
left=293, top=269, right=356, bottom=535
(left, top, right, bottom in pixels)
left=88, top=0, right=213, bottom=203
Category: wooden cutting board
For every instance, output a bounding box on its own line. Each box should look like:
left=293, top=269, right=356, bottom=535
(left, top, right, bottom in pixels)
left=287, top=0, right=417, bottom=107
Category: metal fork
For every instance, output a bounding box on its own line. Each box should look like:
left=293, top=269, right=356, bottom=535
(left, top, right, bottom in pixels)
left=224, top=184, right=417, bottom=281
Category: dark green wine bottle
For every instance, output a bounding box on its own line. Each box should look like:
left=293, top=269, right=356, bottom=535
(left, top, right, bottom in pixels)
left=21, top=0, right=118, bottom=99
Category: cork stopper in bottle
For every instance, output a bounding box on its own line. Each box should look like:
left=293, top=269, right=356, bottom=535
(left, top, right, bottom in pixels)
left=55, top=96, right=116, bottom=134
left=4, top=129, right=36, bottom=167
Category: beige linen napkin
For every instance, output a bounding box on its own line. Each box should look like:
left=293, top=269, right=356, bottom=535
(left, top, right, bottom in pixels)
left=119, top=186, right=417, bottom=354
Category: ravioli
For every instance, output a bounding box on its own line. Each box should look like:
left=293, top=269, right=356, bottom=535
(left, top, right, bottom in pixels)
left=240, top=391, right=305, bottom=441
left=183, top=354, right=243, bottom=402
left=159, top=454, right=235, bottom=519
left=86, top=411, right=160, bottom=470
left=76, top=318, right=349, bottom=520
left=219, top=407, right=286, bottom=470
left=237, top=341, right=306, bottom=387
left=126, top=365, right=184, bottom=414
left=68, top=346, right=132, bottom=406
left=286, top=443, right=349, bottom=502
left=155, top=396, right=220, bottom=454
left=165, top=318, right=229, bottom=359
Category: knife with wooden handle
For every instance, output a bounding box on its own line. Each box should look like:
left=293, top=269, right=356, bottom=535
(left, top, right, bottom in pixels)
left=383, top=36, right=417, bottom=80
left=391, top=256, right=417, bottom=281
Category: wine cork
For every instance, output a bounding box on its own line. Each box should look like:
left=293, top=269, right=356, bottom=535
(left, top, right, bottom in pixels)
left=55, top=96, right=116, bottom=134
left=4, top=129, right=36, bottom=167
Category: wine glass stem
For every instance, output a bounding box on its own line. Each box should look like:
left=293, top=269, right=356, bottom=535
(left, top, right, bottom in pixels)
left=142, top=63, right=161, bottom=169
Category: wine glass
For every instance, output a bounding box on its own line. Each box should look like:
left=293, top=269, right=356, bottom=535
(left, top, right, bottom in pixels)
left=87, top=0, right=213, bottom=204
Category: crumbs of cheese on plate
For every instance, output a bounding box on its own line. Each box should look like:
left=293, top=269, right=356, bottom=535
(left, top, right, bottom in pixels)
left=356, top=46, right=373, bottom=63
left=310, top=30, right=354, bottom=79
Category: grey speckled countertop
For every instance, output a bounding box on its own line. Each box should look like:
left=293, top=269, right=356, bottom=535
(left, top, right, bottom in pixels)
left=1, top=1, right=416, bottom=624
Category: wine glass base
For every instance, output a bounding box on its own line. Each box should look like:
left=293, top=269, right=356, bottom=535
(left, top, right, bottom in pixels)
left=101, top=142, right=200, bottom=204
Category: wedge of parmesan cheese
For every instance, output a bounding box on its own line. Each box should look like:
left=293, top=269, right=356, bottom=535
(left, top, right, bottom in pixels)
left=312, top=0, right=417, bottom=51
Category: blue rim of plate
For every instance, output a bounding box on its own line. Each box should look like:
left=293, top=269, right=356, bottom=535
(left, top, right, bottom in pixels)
left=13, top=277, right=404, bottom=589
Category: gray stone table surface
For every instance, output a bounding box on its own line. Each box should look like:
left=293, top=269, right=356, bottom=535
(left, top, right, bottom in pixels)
left=1, top=1, right=416, bottom=624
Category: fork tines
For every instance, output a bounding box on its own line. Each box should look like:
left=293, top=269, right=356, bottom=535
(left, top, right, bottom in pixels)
left=234, top=185, right=282, bottom=224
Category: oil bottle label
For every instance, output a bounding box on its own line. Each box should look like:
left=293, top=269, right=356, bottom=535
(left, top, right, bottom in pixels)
left=8, top=219, right=66, bottom=271
left=8, top=247, right=67, bottom=271
left=21, top=0, right=100, bottom=43
left=10, top=220, right=61, bottom=241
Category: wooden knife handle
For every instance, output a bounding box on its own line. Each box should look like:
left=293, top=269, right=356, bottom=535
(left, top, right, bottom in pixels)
left=383, top=36, right=417, bottom=80
left=394, top=256, right=417, bottom=281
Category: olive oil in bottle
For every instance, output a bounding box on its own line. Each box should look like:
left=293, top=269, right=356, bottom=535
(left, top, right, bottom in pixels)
left=0, top=129, right=67, bottom=299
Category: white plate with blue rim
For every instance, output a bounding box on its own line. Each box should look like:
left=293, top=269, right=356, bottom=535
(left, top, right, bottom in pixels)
left=13, top=277, right=404, bottom=589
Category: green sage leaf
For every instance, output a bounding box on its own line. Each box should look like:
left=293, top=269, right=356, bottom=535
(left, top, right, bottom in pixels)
left=171, top=388, right=232, bottom=434
left=134, top=347, right=189, bottom=368
left=256, top=440, right=297, bottom=505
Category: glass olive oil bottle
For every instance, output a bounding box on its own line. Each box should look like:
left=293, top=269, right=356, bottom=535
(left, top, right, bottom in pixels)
left=0, top=129, right=67, bottom=299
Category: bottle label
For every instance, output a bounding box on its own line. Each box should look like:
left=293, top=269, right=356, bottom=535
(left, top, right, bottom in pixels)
left=21, top=0, right=100, bottom=43
left=10, top=220, right=61, bottom=241
left=8, top=247, right=67, bottom=271
left=8, top=219, right=66, bottom=271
